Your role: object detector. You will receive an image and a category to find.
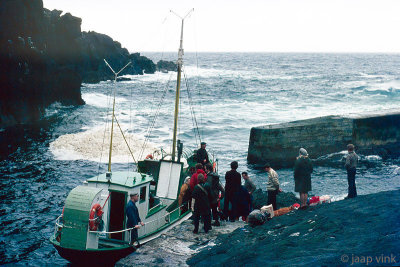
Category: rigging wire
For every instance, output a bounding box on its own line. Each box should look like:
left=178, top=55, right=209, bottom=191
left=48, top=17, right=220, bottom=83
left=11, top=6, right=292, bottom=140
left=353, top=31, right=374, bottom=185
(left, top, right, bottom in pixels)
left=138, top=73, right=174, bottom=160
left=183, top=67, right=202, bottom=147
left=97, top=82, right=113, bottom=180
left=192, top=11, right=204, bottom=139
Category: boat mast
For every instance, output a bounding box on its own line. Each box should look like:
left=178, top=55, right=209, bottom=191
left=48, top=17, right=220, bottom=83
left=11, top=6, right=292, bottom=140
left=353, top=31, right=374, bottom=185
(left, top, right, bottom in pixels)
left=104, top=60, right=131, bottom=172
left=171, top=9, right=194, bottom=161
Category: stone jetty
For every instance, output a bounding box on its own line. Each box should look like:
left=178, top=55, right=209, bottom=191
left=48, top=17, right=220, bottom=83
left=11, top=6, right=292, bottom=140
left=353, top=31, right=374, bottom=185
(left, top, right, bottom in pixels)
left=247, top=111, right=400, bottom=168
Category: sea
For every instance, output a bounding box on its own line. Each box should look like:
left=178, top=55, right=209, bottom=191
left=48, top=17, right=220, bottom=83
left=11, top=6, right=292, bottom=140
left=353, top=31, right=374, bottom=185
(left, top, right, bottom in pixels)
left=1, top=53, right=400, bottom=266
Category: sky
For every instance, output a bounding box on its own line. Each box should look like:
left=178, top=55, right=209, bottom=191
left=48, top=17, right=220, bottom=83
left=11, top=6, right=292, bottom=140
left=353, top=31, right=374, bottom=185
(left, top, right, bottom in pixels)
left=42, top=0, right=400, bottom=53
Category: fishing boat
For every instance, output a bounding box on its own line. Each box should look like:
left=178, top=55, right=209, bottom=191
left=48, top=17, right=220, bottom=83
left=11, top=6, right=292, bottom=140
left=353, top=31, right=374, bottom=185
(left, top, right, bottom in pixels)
left=50, top=9, right=214, bottom=266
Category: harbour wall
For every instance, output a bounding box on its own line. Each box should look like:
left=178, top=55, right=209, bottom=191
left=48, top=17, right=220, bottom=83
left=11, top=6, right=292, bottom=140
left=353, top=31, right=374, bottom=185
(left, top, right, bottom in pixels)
left=247, top=111, right=400, bottom=168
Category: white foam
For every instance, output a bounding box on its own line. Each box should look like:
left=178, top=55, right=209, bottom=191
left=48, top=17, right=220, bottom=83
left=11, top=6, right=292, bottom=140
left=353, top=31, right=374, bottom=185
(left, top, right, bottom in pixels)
left=366, top=80, right=400, bottom=92
left=82, top=93, right=127, bottom=108
left=392, top=166, right=400, bottom=175
left=50, top=126, right=161, bottom=163
left=365, top=155, right=382, bottom=161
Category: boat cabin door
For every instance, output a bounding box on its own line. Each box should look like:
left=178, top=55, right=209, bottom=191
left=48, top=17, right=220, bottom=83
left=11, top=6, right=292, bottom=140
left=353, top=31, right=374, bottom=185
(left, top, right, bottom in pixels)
left=108, top=191, right=126, bottom=240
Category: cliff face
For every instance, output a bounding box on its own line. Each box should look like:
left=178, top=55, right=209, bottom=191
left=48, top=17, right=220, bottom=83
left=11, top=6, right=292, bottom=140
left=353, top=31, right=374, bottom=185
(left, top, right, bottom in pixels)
left=0, top=0, right=83, bottom=127
left=0, top=0, right=158, bottom=128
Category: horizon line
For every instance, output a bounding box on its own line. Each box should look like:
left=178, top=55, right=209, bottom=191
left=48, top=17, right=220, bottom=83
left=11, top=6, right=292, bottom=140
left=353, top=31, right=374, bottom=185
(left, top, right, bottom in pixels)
left=138, top=51, right=400, bottom=54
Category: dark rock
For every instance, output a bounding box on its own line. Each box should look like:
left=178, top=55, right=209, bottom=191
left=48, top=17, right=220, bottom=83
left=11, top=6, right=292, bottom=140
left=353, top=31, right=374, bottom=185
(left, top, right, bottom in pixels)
left=248, top=112, right=400, bottom=168
left=156, top=60, right=177, bottom=72
left=188, top=189, right=400, bottom=266
left=116, top=77, right=132, bottom=82
left=0, top=0, right=159, bottom=127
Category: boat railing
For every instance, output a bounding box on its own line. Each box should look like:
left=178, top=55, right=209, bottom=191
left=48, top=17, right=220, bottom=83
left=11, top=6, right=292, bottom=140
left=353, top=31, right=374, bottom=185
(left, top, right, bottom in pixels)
left=88, top=203, right=189, bottom=235
left=53, top=203, right=190, bottom=239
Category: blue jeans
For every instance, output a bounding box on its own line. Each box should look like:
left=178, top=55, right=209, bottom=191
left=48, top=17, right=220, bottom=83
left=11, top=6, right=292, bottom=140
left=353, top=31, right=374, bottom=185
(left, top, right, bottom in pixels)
left=347, top=168, right=357, bottom=198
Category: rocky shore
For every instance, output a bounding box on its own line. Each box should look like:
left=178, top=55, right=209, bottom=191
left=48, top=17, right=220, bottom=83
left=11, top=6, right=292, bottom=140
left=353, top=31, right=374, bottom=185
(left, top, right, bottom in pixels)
left=0, top=0, right=175, bottom=128
left=117, top=191, right=298, bottom=266
left=188, top=190, right=400, bottom=266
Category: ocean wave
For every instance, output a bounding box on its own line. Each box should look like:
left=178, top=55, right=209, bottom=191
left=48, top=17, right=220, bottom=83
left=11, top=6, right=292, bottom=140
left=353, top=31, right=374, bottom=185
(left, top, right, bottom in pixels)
left=363, top=80, right=400, bottom=94
left=392, top=166, right=400, bottom=175
left=82, top=92, right=128, bottom=108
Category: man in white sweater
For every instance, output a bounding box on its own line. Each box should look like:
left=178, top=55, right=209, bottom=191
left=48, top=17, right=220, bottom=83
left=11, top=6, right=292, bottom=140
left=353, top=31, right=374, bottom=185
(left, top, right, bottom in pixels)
left=264, top=163, right=281, bottom=210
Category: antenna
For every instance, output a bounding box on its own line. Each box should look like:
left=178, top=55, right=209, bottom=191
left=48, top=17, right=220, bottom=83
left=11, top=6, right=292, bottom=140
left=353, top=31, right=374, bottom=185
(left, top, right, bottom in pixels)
left=104, top=59, right=132, bottom=82
left=103, top=59, right=132, bottom=174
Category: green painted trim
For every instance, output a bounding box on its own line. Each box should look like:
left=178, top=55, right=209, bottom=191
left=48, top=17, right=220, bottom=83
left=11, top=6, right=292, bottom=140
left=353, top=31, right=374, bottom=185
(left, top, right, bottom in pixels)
left=146, top=204, right=167, bottom=218
left=86, top=171, right=152, bottom=189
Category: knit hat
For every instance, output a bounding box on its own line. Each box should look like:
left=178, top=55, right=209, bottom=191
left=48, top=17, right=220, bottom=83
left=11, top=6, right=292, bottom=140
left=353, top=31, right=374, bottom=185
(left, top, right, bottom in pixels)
left=299, top=148, right=308, bottom=156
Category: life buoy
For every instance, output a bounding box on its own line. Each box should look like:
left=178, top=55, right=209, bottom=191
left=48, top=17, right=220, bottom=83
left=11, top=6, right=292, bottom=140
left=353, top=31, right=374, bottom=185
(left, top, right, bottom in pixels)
left=89, top=203, right=104, bottom=231
left=145, top=154, right=153, bottom=159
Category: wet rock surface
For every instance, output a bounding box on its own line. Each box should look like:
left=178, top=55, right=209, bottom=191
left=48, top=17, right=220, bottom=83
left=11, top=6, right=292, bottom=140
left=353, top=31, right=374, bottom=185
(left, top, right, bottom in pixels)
left=116, top=191, right=298, bottom=266
left=116, top=219, right=246, bottom=267
left=188, top=190, right=400, bottom=266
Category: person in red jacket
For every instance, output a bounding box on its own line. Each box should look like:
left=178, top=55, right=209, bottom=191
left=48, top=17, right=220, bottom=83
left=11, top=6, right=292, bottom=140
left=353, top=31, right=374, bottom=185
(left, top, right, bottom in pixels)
left=190, top=163, right=208, bottom=190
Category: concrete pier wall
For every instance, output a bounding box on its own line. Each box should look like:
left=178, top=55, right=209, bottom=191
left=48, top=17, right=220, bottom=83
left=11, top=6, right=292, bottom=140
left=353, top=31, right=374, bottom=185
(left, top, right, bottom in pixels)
left=247, top=112, right=400, bottom=168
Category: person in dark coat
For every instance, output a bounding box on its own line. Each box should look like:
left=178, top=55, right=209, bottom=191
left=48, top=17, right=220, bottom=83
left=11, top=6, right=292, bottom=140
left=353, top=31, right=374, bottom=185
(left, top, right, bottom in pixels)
left=345, top=144, right=358, bottom=199
left=224, top=161, right=241, bottom=221
left=196, top=142, right=210, bottom=165
left=126, top=193, right=144, bottom=246
left=232, top=185, right=252, bottom=220
left=294, top=148, right=313, bottom=208
left=242, top=171, right=256, bottom=211
left=205, top=163, right=225, bottom=226
left=191, top=174, right=212, bottom=233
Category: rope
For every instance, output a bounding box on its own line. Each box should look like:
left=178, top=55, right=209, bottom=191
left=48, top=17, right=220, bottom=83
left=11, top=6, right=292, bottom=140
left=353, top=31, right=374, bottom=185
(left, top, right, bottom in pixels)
left=86, top=204, right=189, bottom=234
left=114, top=114, right=138, bottom=166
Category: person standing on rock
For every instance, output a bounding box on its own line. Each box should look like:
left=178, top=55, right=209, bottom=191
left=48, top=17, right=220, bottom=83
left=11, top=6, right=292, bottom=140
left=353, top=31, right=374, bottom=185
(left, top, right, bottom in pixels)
left=345, top=144, right=358, bottom=199
left=242, top=172, right=256, bottom=211
left=191, top=174, right=212, bottom=233
left=224, top=161, right=241, bottom=221
left=264, top=163, right=281, bottom=210
left=205, top=163, right=225, bottom=226
left=294, top=148, right=313, bottom=208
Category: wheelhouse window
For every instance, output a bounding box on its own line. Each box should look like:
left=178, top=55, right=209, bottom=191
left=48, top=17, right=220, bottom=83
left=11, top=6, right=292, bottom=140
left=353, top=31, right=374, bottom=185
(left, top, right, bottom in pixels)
left=140, top=186, right=146, bottom=203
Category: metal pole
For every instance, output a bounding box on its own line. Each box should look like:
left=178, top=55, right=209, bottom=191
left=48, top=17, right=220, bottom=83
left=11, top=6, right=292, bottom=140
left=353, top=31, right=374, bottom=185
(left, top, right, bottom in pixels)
left=104, top=60, right=132, bottom=172
left=171, top=9, right=193, bottom=161
left=171, top=19, right=184, bottom=161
